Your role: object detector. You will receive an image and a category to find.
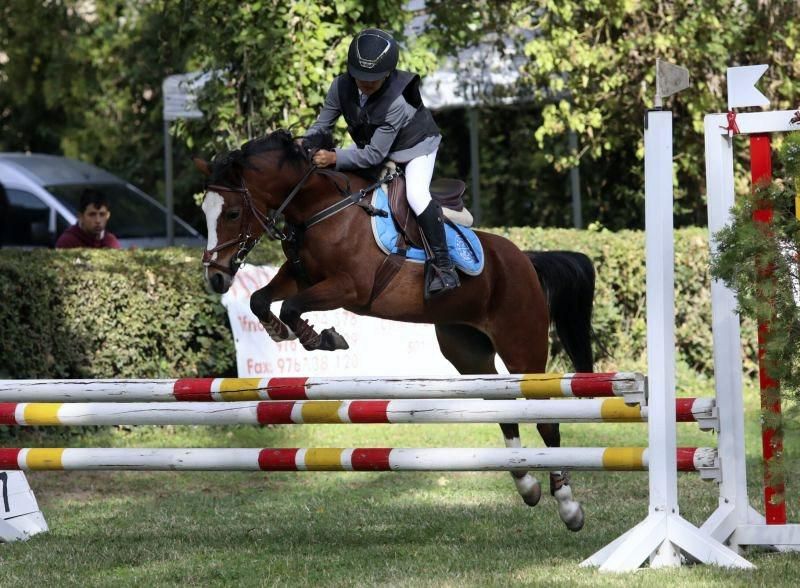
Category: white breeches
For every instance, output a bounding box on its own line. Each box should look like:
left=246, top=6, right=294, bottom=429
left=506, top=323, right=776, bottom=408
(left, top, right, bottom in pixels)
left=404, top=149, right=437, bottom=215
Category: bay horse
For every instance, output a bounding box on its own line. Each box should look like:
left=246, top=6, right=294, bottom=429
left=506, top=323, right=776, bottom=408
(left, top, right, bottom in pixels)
left=194, top=130, right=596, bottom=532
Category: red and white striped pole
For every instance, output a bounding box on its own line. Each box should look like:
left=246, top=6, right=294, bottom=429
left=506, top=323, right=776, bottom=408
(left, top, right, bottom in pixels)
left=750, top=133, right=786, bottom=525
left=0, top=446, right=716, bottom=473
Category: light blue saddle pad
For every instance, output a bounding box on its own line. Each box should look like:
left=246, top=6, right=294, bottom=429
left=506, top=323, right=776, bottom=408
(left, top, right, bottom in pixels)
left=370, top=186, right=484, bottom=276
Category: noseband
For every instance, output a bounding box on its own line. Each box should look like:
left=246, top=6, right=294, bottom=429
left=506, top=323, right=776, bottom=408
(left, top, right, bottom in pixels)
left=202, top=164, right=318, bottom=276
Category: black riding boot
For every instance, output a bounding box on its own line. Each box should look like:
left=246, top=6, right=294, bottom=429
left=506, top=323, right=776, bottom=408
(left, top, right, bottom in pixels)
left=417, top=201, right=460, bottom=299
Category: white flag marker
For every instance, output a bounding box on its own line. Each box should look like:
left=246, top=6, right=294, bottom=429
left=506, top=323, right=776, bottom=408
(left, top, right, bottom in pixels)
left=727, top=65, right=770, bottom=109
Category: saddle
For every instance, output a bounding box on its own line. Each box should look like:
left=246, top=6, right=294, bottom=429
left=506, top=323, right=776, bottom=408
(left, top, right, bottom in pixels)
left=385, top=168, right=474, bottom=250
left=366, top=164, right=478, bottom=305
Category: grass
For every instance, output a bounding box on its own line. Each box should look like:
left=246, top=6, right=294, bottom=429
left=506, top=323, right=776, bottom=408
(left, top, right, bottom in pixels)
left=1, top=371, right=799, bottom=586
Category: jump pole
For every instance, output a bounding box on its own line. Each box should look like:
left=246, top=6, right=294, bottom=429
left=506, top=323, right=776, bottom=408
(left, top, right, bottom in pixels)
left=0, top=447, right=716, bottom=473
left=0, top=372, right=644, bottom=403
left=702, top=65, right=800, bottom=551
left=583, top=60, right=752, bottom=572
left=0, top=398, right=716, bottom=427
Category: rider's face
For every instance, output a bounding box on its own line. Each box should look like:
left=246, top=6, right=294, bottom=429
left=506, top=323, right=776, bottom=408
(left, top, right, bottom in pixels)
left=355, top=75, right=388, bottom=96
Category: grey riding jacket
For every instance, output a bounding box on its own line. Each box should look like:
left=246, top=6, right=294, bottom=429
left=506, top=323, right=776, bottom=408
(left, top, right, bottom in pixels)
left=306, top=71, right=441, bottom=171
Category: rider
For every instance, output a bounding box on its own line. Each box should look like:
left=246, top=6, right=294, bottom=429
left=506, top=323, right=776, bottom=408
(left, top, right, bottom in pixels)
left=304, top=28, right=460, bottom=299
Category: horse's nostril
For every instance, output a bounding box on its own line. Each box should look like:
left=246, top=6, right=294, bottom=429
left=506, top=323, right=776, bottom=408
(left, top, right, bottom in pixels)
left=210, top=272, right=225, bottom=293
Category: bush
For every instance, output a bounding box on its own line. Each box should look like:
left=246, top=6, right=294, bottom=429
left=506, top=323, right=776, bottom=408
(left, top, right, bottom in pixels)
left=0, top=228, right=754, bottom=380
left=492, top=226, right=756, bottom=377
left=0, top=248, right=237, bottom=379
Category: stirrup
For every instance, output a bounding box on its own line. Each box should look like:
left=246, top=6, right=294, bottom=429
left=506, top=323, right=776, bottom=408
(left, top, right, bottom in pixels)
left=424, top=262, right=460, bottom=300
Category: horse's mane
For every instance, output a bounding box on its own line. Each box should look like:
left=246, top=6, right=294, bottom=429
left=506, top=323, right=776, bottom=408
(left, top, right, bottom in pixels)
left=209, top=129, right=336, bottom=186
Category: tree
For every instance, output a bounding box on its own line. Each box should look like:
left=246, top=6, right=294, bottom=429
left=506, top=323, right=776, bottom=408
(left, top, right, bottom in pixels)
left=5, top=1, right=798, bottom=231
left=0, top=1, right=87, bottom=153
left=511, top=0, right=800, bottom=229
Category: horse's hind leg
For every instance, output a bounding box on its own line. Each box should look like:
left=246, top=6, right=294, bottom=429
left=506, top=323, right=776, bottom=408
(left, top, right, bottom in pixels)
left=492, top=318, right=585, bottom=532
left=434, top=324, right=542, bottom=508
left=537, top=423, right=584, bottom=532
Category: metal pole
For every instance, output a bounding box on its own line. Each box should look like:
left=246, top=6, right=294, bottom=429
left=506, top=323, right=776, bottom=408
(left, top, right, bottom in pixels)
left=468, top=108, right=481, bottom=226
left=164, top=120, right=174, bottom=246
left=569, top=130, right=583, bottom=228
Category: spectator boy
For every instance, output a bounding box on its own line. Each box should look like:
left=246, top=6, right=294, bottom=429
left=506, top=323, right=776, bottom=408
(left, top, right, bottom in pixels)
left=55, top=188, right=121, bottom=249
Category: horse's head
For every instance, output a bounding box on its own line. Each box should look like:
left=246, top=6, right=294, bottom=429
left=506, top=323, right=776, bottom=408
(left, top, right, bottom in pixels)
left=194, top=130, right=319, bottom=293
left=194, top=158, right=252, bottom=293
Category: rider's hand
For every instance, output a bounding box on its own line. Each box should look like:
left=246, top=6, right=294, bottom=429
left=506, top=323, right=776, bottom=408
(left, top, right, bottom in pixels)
left=312, top=149, right=337, bottom=167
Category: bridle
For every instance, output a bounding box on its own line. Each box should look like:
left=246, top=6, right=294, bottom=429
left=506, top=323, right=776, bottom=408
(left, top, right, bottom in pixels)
left=202, top=157, right=398, bottom=277
left=202, top=163, right=318, bottom=276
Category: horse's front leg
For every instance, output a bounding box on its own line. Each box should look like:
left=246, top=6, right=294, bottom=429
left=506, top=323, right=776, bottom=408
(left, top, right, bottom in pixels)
left=249, top=263, right=300, bottom=342
left=279, top=274, right=356, bottom=351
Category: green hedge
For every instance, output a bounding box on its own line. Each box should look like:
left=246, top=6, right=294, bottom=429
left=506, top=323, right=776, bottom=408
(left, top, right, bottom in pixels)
left=0, top=228, right=756, bottom=380
left=0, top=248, right=247, bottom=379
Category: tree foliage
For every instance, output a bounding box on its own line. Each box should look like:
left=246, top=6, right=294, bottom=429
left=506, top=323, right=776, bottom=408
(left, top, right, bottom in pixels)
left=711, top=133, right=800, bottom=401
left=2, top=1, right=800, bottom=230
left=507, top=0, right=800, bottom=229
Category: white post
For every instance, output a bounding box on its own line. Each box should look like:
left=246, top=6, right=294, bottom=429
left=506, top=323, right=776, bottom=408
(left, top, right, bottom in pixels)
left=643, top=109, right=681, bottom=565
left=700, top=114, right=755, bottom=547
left=701, top=104, right=800, bottom=550
left=582, top=107, right=753, bottom=572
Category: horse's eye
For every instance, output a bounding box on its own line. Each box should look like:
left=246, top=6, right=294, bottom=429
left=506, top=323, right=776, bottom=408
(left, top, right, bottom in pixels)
left=225, top=210, right=241, bottom=221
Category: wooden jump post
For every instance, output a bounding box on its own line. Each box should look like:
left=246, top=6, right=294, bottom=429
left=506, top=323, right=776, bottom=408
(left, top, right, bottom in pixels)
left=582, top=60, right=753, bottom=572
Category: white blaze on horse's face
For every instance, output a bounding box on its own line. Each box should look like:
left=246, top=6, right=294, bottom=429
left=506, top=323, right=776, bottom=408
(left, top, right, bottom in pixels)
left=202, top=190, right=225, bottom=281
left=202, top=191, right=224, bottom=257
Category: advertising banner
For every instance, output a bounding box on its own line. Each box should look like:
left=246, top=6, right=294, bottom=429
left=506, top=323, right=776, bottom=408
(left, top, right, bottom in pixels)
left=221, top=265, right=505, bottom=377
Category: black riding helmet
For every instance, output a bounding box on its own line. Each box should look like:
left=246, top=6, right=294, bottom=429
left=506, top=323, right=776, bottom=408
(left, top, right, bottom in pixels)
left=347, top=28, right=399, bottom=82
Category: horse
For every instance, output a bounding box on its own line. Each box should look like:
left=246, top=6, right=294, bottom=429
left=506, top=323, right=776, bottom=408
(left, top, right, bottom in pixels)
left=194, top=129, right=597, bottom=532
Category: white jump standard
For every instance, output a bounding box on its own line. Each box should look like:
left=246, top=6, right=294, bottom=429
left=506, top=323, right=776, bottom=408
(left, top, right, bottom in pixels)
left=702, top=65, right=800, bottom=552
left=583, top=61, right=752, bottom=572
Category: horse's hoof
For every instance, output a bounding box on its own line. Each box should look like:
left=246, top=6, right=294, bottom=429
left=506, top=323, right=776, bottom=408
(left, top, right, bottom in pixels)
left=561, top=502, right=585, bottom=532
left=553, top=484, right=584, bottom=532
left=512, top=473, right=541, bottom=507
left=318, top=327, right=349, bottom=351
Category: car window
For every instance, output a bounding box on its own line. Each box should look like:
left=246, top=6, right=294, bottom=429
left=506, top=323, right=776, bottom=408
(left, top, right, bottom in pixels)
left=56, top=211, right=71, bottom=237
left=2, top=189, right=52, bottom=247
left=46, top=183, right=194, bottom=238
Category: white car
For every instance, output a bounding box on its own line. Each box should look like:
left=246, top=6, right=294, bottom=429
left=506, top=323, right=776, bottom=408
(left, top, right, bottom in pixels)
left=0, top=153, right=202, bottom=248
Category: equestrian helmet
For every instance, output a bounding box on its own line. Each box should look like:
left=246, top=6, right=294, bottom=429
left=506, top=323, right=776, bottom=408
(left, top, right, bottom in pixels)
left=347, top=28, right=399, bottom=81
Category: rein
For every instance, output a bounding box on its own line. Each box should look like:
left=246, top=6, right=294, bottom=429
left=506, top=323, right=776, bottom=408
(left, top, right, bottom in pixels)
left=300, top=169, right=397, bottom=231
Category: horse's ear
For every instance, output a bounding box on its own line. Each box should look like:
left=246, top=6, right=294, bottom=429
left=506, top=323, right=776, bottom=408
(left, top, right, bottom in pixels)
left=193, top=157, right=212, bottom=177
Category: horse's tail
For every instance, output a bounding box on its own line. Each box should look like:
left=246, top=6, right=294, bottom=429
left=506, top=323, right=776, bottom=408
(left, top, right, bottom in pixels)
left=526, top=251, right=596, bottom=373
